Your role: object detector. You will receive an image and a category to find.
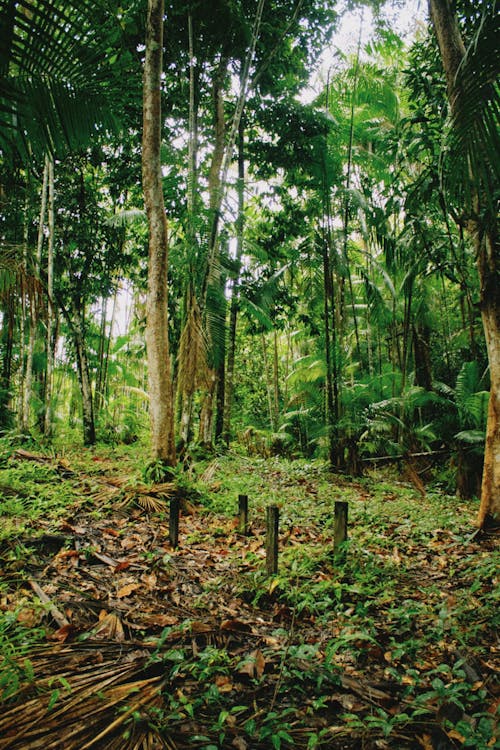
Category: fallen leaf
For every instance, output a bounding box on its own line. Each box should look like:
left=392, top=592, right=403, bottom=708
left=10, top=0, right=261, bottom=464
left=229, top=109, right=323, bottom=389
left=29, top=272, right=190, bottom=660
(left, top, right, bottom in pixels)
left=116, top=582, right=140, bottom=598
left=49, top=624, right=76, bottom=643
left=141, top=572, right=158, bottom=590
left=114, top=561, right=131, bottom=572
left=190, top=621, right=212, bottom=634
left=215, top=675, right=234, bottom=692
left=239, top=649, right=266, bottom=680
left=416, top=734, right=434, bottom=750
left=94, top=612, right=125, bottom=640
left=141, top=614, right=179, bottom=627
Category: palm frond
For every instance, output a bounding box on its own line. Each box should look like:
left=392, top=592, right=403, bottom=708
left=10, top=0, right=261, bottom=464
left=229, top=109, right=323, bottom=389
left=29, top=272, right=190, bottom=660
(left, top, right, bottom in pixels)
left=445, top=1, right=500, bottom=207
left=0, top=642, right=168, bottom=750
left=0, top=0, right=124, bottom=160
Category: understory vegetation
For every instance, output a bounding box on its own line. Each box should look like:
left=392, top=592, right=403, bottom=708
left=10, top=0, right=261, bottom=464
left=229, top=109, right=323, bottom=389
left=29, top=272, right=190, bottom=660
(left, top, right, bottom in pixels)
left=0, top=437, right=497, bottom=749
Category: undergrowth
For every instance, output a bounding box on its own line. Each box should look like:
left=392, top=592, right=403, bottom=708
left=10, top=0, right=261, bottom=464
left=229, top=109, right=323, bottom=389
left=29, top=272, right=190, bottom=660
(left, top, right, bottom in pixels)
left=0, top=439, right=498, bottom=748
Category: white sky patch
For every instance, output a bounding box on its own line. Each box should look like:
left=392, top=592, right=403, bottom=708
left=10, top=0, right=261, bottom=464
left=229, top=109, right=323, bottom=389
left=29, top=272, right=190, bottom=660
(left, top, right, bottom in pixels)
left=301, top=0, right=427, bottom=103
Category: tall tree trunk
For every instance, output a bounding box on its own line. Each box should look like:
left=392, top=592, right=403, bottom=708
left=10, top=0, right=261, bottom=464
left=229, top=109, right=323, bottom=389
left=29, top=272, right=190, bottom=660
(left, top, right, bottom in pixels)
left=272, top=329, right=280, bottom=431
left=18, top=188, right=30, bottom=430
left=429, top=0, right=500, bottom=525
left=223, top=118, right=245, bottom=445
left=44, top=157, right=55, bottom=438
left=70, top=304, right=95, bottom=447
left=0, top=298, right=14, bottom=428
left=197, top=59, right=227, bottom=447
left=177, top=16, right=200, bottom=450
left=197, top=3, right=266, bottom=447
left=261, top=333, right=276, bottom=432
left=142, top=0, right=176, bottom=465
left=94, top=293, right=108, bottom=418
left=22, top=156, right=49, bottom=433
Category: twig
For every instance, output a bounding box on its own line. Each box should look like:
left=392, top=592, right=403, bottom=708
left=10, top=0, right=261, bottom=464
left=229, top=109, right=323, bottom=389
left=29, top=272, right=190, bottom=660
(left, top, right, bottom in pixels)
left=29, top=579, right=70, bottom=628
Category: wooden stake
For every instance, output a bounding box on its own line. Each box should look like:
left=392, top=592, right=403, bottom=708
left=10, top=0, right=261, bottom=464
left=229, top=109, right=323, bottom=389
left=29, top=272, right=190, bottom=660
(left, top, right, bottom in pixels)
left=238, top=494, right=249, bottom=534
left=266, top=505, right=279, bottom=575
left=169, top=497, right=180, bottom=548
left=334, top=501, right=348, bottom=553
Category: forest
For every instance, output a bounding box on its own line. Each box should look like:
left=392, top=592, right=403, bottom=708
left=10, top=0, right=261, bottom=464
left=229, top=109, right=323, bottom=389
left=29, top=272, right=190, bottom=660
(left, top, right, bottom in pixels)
left=0, top=0, right=498, bottom=748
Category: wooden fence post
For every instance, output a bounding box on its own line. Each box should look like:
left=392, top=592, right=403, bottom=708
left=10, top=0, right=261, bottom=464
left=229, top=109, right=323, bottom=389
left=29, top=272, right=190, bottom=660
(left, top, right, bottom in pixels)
left=334, top=501, right=348, bottom=554
left=266, top=505, right=279, bottom=575
left=169, top=497, right=180, bottom=549
left=238, top=494, right=249, bottom=535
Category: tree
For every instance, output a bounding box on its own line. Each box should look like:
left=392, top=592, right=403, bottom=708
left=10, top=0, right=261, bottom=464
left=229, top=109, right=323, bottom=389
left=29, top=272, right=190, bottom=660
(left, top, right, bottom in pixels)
left=142, top=0, right=176, bottom=466
left=429, top=0, right=500, bottom=526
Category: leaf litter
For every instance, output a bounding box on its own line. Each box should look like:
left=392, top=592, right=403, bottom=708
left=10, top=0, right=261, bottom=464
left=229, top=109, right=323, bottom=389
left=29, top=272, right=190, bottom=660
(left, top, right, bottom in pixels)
left=0, top=450, right=498, bottom=749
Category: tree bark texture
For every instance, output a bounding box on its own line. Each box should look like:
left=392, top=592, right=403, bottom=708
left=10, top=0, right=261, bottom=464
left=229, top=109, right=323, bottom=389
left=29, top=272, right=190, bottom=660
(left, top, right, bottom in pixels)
left=142, top=0, right=176, bottom=465
left=429, top=0, right=500, bottom=524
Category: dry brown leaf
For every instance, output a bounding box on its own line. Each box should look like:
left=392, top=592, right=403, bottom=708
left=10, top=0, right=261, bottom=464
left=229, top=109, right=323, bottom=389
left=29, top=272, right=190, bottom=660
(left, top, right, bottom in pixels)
left=116, top=582, right=140, bottom=598
left=103, top=527, right=120, bottom=537
left=114, top=561, right=131, bottom=572
left=215, top=675, right=234, bottom=692
left=142, top=613, right=179, bottom=627
left=49, top=624, right=76, bottom=643
left=238, top=649, right=266, bottom=679
left=141, top=572, right=157, bottom=591
left=190, top=621, right=212, bottom=634
left=94, top=612, right=125, bottom=640
left=416, top=734, right=434, bottom=750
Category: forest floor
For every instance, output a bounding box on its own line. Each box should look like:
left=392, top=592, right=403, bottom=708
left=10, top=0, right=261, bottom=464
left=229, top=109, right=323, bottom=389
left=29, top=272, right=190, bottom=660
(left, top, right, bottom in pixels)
left=0, top=442, right=498, bottom=750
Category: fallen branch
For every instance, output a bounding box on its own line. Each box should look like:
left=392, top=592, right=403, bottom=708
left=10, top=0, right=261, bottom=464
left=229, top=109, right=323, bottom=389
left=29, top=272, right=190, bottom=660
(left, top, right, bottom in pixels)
left=29, top=579, right=70, bottom=628
left=362, top=450, right=448, bottom=464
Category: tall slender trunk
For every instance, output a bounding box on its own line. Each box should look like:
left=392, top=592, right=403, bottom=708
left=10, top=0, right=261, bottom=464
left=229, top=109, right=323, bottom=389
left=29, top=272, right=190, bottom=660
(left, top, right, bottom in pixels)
left=142, top=0, right=176, bottom=465
left=197, top=3, right=266, bottom=446
left=70, top=304, right=95, bottom=446
left=0, top=299, right=14, bottom=427
left=322, top=241, right=335, bottom=465
left=18, top=186, right=31, bottom=429
left=177, top=16, right=200, bottom=449
left=223, top=119, right=245, bottom=445
left=272, top=329, right=280, bottom=430
left=22, top=156, right=49, bottom=433
left=102, top=287, right=118, bottom=407
left=430, top=0, right=500, bottom=525
left=342, top=10, right=363, bottom=358
left=261, top=333, right=276, bottom=432
left=44, top=157, right=55, bottom=438
left=197, top=59, right=227, bottom=447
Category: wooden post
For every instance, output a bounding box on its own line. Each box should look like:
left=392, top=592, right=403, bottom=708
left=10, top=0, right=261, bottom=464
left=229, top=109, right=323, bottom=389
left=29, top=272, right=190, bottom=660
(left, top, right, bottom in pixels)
left=238, top=494, right=249, bottom=534
left=169, top=497, right=180, bottom=549
left=266, top=505, right=279, bottom=575
left=334, top=501, right=348, bottom=553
